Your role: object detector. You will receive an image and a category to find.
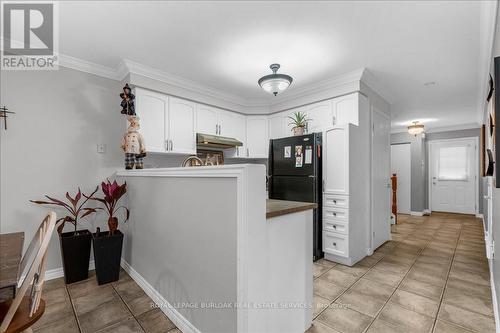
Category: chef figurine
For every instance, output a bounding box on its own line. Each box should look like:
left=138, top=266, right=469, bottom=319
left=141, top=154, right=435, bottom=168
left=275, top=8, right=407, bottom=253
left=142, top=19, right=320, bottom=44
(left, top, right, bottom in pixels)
left=121, top=116, right=146, bottom=169
left=120, top=83, right=136, bottom=115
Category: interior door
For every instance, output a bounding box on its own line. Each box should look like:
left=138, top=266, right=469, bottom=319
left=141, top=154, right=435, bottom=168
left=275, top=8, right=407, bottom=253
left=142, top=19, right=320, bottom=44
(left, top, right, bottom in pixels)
left=135, top=89, right=167, bottom=153
left=430, top=138, right=476, bottom=214
left=168, top=97, right=196, bottom=154
left=372, top=108, right=391, bottom=250
left=390, top=143, right=411, bottom=214
left=196, top=105, right=218, bottom=135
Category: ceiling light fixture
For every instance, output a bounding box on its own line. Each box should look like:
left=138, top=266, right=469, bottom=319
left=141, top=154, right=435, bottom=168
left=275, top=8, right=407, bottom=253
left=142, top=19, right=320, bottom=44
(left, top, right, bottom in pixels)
left=258, top=64, right=293, bottom=96
left=407, top=121, right=425, bottom=136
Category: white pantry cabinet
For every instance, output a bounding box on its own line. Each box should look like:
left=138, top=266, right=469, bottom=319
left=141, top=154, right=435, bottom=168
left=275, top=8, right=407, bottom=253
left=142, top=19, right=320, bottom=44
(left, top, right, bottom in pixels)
left=135, top=88, right=196, bottom=154
left=322, top=93, right=375, bottom=267
left=246, top=116, right=269, bottom=158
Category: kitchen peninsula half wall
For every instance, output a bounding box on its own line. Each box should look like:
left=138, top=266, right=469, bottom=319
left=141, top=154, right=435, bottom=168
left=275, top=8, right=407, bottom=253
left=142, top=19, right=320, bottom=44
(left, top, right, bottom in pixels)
left=116, top=164, right=314, bottom=333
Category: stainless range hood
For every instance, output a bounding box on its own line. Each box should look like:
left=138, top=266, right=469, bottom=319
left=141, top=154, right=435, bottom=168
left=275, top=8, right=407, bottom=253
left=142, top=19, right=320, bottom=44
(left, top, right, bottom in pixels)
left=196, top=133, right=243, bottom=149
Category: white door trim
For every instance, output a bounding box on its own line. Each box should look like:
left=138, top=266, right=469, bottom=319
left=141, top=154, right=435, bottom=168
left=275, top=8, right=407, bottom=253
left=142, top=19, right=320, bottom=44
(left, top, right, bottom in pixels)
left=370, top=106, right=391, bottom=253
left=427, top=137, right=479, bottom=215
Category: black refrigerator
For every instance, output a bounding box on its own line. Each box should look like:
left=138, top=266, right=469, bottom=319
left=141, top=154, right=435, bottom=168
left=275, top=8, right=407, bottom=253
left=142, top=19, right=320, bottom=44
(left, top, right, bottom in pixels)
left=268, top=133, right=323, bottom=261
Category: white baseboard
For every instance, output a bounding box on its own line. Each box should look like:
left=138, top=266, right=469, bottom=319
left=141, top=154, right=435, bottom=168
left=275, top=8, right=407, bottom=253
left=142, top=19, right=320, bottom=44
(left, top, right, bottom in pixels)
left=45, top=260, right=95, bottom=281
left=120, top=259, right=200, bottom=333
left=489, top=262, right=500, bottom=333
left=423, top=209, right=431, bottom=216
left=410, top=211, right=424, bottom=216
left=476, top=213, right=484, bottom=219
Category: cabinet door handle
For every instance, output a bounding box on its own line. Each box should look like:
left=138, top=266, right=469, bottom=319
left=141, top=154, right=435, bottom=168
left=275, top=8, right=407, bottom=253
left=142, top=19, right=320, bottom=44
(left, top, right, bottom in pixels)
left=333, top=225, right=337, bottom=229
left=170, top=140, right=173, bottom=151
left=333, top=212, right=337, bottom=216
left=333, top=242, right=337, bottom=247
left=165, top=140, right=169, bottom=151
left=333, top=200, right=337, bottom=204
left=247, top=148, right=249, bottom=157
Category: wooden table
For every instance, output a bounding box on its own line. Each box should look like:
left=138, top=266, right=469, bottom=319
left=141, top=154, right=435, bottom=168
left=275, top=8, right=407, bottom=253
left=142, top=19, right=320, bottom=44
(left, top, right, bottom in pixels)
left=0, top=232, right=24, bottom=302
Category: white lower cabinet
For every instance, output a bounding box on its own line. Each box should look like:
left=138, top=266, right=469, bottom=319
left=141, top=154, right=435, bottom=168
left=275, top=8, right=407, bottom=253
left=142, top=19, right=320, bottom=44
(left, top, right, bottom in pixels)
left=323, top=232, right=348, bottom=257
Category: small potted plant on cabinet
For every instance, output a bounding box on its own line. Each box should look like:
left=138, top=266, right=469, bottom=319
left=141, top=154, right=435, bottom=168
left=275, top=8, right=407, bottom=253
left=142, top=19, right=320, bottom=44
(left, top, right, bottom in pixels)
left=88, top=179, right=129, bottom=285
left=288, top=111, right=311, bottom=136
left=31, top=187, right=99, bottom=284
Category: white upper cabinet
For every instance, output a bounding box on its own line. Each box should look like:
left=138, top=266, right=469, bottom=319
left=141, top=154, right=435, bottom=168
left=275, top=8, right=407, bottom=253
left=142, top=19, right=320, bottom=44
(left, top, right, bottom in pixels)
left=304, top=101, right=333, bottom=133
left=268, top=114, right=286, bottom=139
left=168, top=97, right=196, bottom=154
left=196, top=105, right=218, bottom=135
left=332, top=93, right=359, bottom=126
left=135, top=89, right=195, bottom=154
left=283, top=109, right=297, bottom=136
left=135, top=88, right=168, bottom=153
left=218, top=110, right=246, bottom=157
left=246, top=117, right=269, bottom=158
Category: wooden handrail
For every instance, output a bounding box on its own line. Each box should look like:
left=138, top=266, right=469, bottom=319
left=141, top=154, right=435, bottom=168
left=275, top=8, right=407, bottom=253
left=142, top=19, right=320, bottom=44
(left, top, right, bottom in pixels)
left=391, top=173, right=397, bottom=224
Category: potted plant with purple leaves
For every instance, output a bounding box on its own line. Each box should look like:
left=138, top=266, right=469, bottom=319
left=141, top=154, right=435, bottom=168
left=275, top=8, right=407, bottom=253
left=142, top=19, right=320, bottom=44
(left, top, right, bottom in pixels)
left=87, top=179, right=129, bottom=284
left=30, top=187, right=99, bottom=284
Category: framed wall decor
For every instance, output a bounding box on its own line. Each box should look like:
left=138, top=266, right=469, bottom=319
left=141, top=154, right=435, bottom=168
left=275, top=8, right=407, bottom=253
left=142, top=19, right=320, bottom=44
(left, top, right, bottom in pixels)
left=481, top=124, right=486, bottom=176
left=494, top=57, right=500, bottom=186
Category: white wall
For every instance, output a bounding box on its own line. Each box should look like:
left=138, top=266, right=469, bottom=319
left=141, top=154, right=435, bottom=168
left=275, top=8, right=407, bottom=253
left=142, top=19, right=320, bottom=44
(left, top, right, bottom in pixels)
left=0, top=68, right=124, bottom=270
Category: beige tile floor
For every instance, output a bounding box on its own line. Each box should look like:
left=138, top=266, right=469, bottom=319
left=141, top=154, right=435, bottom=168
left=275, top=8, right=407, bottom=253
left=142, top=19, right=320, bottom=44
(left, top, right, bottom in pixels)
left=33, top=269, right=180, bottom=333
left=308, top=213, right=496, bottom=333
left=33, top=212, right=494, bottom=333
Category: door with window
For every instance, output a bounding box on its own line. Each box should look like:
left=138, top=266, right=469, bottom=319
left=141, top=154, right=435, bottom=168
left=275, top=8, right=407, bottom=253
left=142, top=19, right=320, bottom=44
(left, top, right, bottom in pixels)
left=430, top=138, right=477, bottom=214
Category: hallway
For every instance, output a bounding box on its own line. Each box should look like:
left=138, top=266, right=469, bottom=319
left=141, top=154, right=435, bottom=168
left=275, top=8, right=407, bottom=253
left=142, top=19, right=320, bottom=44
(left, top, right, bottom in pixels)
left=310, top=213, right=495, bottom=333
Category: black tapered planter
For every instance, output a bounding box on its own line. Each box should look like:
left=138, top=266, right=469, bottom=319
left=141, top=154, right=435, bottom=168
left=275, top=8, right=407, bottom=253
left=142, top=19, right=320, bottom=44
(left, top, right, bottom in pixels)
left=92, top=230, right=123, bottom=285
left=59, top=230, right=92, bottom=284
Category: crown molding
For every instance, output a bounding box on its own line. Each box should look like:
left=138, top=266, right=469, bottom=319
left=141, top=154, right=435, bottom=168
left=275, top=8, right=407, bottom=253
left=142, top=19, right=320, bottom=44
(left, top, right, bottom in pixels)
left=360, top=68, right=395, bottom=104
left=122, top=59, right=255, bottom=107
left=58, top=54, right=123, bottom=80
left=1, top=42, right=392, bottom=113
left=478, top=0, right=498, bottom=123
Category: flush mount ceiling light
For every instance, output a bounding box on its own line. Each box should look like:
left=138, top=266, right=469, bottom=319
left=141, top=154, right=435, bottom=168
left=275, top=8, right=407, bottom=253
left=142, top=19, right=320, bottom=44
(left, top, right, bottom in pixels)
left=408, top=121, right=425, bottom=136
left=258, top=64, right=293, bottom=96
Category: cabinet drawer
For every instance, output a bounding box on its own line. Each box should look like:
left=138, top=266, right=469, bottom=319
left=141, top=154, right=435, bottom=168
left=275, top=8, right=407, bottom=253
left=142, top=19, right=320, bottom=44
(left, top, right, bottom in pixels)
left=323, top=220, right=348, bottom=235
left=323, top=232, right=348, bottom=257
left=323, top=194, right=349, bottom=208
left=323, top=207, right=348, bottom=221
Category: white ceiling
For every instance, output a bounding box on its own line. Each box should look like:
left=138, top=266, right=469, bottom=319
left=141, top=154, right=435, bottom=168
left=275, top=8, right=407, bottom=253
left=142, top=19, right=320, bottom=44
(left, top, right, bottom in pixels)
left=59, top=1, right=488, bottom=130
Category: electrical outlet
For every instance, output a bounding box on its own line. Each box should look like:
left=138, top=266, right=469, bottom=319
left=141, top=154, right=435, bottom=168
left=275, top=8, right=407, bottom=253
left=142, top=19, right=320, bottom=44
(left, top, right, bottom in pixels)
left=97, top=144, right=106, bottom=153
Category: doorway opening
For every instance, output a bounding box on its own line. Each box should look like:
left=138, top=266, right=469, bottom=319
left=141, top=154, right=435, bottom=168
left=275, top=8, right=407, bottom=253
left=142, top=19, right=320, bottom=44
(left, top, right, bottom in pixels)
left=391, top=143, right=411, bottom=215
